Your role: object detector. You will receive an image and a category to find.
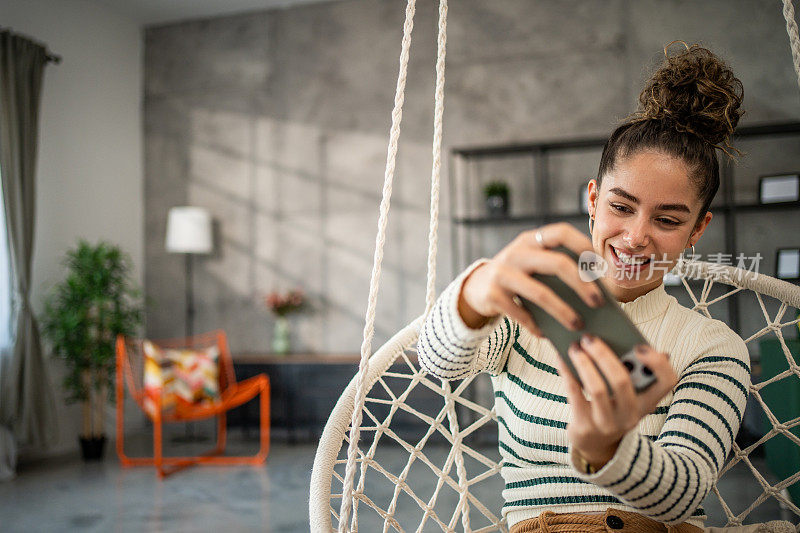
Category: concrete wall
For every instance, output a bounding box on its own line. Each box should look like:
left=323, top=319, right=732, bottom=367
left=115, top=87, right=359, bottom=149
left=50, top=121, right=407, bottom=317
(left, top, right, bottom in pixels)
left=2, top=0, right=143, bottom=456
left=144, top=0, right=800, bottom=356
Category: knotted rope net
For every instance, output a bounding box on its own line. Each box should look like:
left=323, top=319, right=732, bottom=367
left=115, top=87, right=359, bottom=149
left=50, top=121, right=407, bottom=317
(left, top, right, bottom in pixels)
left=311, top=259, right=800, bottom=531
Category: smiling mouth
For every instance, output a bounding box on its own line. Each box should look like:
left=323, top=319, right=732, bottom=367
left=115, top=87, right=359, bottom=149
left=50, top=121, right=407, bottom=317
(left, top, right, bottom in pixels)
left=610, top=245, right=652, bottom=269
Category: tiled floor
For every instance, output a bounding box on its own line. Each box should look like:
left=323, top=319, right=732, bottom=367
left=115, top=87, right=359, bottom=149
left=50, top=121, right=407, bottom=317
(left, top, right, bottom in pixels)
left=0, top=431, right=796, bottom=532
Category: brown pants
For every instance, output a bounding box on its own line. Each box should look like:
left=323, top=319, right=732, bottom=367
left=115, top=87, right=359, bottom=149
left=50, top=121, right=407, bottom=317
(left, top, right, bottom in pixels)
left=510, top=508, right=704, bottom=533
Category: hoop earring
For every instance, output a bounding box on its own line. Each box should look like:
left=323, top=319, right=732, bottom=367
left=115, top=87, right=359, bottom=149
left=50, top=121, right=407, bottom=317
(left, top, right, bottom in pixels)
left=681, top=245, right=696, bottom=262
left=588, top=216, right=594, bottom=235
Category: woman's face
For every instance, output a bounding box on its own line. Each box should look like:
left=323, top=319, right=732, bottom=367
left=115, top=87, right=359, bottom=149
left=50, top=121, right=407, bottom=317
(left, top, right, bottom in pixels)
left=587, top=150, right=713, bottom=302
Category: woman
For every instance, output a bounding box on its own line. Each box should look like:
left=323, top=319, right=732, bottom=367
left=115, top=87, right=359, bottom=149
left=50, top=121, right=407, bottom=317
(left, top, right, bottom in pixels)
left=417, top=44, right=749, bottom=532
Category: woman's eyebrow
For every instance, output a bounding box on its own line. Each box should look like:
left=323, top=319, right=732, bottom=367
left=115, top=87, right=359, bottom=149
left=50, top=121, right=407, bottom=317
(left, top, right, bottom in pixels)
left=608, top=187, right=691, bottom=213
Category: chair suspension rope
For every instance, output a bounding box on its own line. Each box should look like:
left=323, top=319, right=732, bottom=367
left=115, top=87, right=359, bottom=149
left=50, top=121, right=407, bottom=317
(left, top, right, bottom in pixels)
left=424, top=0, right=449, bottom=318
left=338, top=1, right=417, bottom=530
left=347, top=3, right=450, bottom=529
left=783, top=0, right=800, bottom=93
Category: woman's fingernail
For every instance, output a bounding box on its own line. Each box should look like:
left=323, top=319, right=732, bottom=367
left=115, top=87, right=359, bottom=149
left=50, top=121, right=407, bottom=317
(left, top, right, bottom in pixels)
left=572, top=317, right=585, bottom=330
left=569, top=341, right=580, bottom=353
left=581, top=333, right=594, bottom=344
left=591, top=293, right=603, bottom=306
left=636, top=344, right=648, bottom=355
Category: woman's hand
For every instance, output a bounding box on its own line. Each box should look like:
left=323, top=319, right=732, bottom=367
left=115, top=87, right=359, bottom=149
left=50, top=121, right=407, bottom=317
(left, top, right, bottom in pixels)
left=458, top=222, right=605, bottom=335
left=555, top=335, right=678, bottom=469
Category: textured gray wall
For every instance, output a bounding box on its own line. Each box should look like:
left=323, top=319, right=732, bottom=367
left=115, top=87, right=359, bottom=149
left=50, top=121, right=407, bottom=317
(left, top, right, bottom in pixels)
left=144, top=0, right=800, bottom=355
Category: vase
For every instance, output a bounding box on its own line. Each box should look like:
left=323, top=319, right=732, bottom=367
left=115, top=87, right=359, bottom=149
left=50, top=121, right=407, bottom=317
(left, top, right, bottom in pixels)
left=272, top=316, right=291, bottom=355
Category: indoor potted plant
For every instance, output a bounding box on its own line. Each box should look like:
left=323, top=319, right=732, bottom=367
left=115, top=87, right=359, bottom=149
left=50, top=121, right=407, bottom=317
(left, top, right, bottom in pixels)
left=483, top=180, right=510, bottom=217
left=41, top=240, right=143, bottom=460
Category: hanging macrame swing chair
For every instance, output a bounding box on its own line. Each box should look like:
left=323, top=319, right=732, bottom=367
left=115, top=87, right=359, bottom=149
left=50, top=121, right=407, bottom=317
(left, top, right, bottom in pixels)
left=310, top=0, right=800, bottom=531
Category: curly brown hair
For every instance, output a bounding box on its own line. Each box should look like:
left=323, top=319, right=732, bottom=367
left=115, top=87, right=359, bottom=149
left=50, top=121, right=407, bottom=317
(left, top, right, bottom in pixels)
left=597, top=42, right=745, bottom=224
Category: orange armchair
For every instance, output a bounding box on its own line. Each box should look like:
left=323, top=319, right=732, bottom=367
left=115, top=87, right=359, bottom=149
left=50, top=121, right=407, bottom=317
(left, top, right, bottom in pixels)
left=116, top=330, right=269, bottom=478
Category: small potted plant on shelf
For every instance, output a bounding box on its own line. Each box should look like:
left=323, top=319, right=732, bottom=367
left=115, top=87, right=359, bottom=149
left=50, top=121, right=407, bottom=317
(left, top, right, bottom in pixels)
left=40, top=240, right=143, bottom=461
left=483, top=180, right=510, bottom=217
left=263, top=289, right=306, bottom=355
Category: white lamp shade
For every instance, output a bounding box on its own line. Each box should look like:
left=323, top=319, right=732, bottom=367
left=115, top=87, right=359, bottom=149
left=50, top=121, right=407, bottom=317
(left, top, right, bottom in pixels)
left=165, top=206, right=213, bottom=254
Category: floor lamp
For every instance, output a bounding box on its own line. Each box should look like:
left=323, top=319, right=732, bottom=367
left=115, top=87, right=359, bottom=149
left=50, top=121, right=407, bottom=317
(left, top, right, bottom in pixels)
left=165, top=206, right=213, bottom=441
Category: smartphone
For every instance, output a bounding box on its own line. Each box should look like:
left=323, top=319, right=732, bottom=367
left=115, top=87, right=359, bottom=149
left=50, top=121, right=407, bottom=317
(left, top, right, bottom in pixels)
left=517, top=246, right=656, bottom=393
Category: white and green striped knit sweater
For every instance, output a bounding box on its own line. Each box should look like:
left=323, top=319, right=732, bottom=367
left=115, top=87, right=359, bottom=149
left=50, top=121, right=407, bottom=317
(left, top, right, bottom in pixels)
left=417, top=259, right=751, bottom=529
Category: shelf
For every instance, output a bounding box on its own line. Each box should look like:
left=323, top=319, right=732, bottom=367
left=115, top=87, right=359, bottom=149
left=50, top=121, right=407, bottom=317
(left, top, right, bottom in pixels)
left=449, top=122, right=800, bottom=336
left=454, top=214, right=563, bottom=226
left=453, top=201, right=800, bottom=226
left=453, top=137, right=604, bottom=157
left=450, top=121, right=800, bottom=158
left=717, top=200, right=800, bottom=212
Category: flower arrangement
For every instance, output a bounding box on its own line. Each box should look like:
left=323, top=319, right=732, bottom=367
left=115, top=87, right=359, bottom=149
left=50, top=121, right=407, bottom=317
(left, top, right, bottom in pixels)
left=264, top=289, right=306, bottom=317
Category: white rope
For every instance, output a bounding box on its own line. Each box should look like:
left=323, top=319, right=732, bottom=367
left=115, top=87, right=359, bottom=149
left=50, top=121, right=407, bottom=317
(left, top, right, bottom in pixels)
left=782, top=0, right=800, bottom=93
left=338, top=1, right=417, bottom=530
left=444, top=380, right=471, bottom=532
left=340, top=0, right=450, bottom=529
left=343, top=2, right=450, bottom=531
left=424, top=0, right=448, bottom=317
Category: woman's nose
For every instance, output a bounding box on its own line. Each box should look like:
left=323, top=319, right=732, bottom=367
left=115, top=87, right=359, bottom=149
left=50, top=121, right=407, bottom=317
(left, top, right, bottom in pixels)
left=623, top=218, right=650, bottom=249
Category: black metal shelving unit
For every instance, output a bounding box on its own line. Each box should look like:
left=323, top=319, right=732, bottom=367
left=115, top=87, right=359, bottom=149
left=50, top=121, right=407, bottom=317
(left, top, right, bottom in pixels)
left=448, top=121, right=800, bottom=335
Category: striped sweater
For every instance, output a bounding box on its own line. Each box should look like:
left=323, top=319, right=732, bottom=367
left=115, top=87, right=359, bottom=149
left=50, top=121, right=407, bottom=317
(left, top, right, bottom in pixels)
left=416, top=259, right=751, bottom=529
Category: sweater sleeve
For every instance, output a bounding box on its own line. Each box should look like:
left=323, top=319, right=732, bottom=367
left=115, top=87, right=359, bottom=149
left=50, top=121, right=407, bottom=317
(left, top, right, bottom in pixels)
left=568, top=319, right=751, bottom=525
left=416, top=258, right=519, bottom=380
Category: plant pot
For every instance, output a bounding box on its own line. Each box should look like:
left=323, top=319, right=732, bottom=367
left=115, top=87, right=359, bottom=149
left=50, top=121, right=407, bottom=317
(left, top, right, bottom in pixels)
left=79, top=435, right=106, bottom=461
left=486, top=193, right=509, bottom=217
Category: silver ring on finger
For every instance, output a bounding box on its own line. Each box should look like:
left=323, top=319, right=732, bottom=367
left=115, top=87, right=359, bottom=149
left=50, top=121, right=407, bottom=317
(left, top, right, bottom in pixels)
left=535, top=229, right=547, bottom=248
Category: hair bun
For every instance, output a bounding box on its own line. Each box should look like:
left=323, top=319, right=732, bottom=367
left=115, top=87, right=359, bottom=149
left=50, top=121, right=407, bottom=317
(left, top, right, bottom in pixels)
left=636, top=42, right=744, bottom=148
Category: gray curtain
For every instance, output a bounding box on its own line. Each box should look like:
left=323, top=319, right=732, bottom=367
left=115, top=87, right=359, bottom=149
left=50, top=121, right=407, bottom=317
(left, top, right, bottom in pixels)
left=0, top=30, right=58, bottom=479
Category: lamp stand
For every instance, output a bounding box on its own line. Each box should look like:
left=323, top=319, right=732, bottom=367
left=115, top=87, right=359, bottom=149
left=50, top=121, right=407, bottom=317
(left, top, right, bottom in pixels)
left=185, top=253, right=195, bottom=340
left=172, top=252, right=208, bottom=443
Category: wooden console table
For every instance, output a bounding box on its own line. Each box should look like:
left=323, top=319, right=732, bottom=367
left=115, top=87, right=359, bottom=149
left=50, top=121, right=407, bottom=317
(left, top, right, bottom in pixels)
left=230, top=353, right=360, bottom=443
left=234, top=353, right=364, bottom=365
left=228, top=352, right=455, bottom=444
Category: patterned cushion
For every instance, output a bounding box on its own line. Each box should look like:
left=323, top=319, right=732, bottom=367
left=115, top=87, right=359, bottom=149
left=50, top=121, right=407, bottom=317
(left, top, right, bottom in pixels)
left=143, top=341, right=220, bottom=416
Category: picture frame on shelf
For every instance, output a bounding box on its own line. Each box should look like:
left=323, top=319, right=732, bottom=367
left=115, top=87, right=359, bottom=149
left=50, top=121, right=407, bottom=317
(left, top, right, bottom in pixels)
left=776, top=248, right=800, bottom=280
left=759, top=174, right=799, bottom=204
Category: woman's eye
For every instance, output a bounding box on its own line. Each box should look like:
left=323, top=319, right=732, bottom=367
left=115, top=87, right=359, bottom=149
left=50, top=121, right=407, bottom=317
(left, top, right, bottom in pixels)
left=611, top=204, right=680, bottom=225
